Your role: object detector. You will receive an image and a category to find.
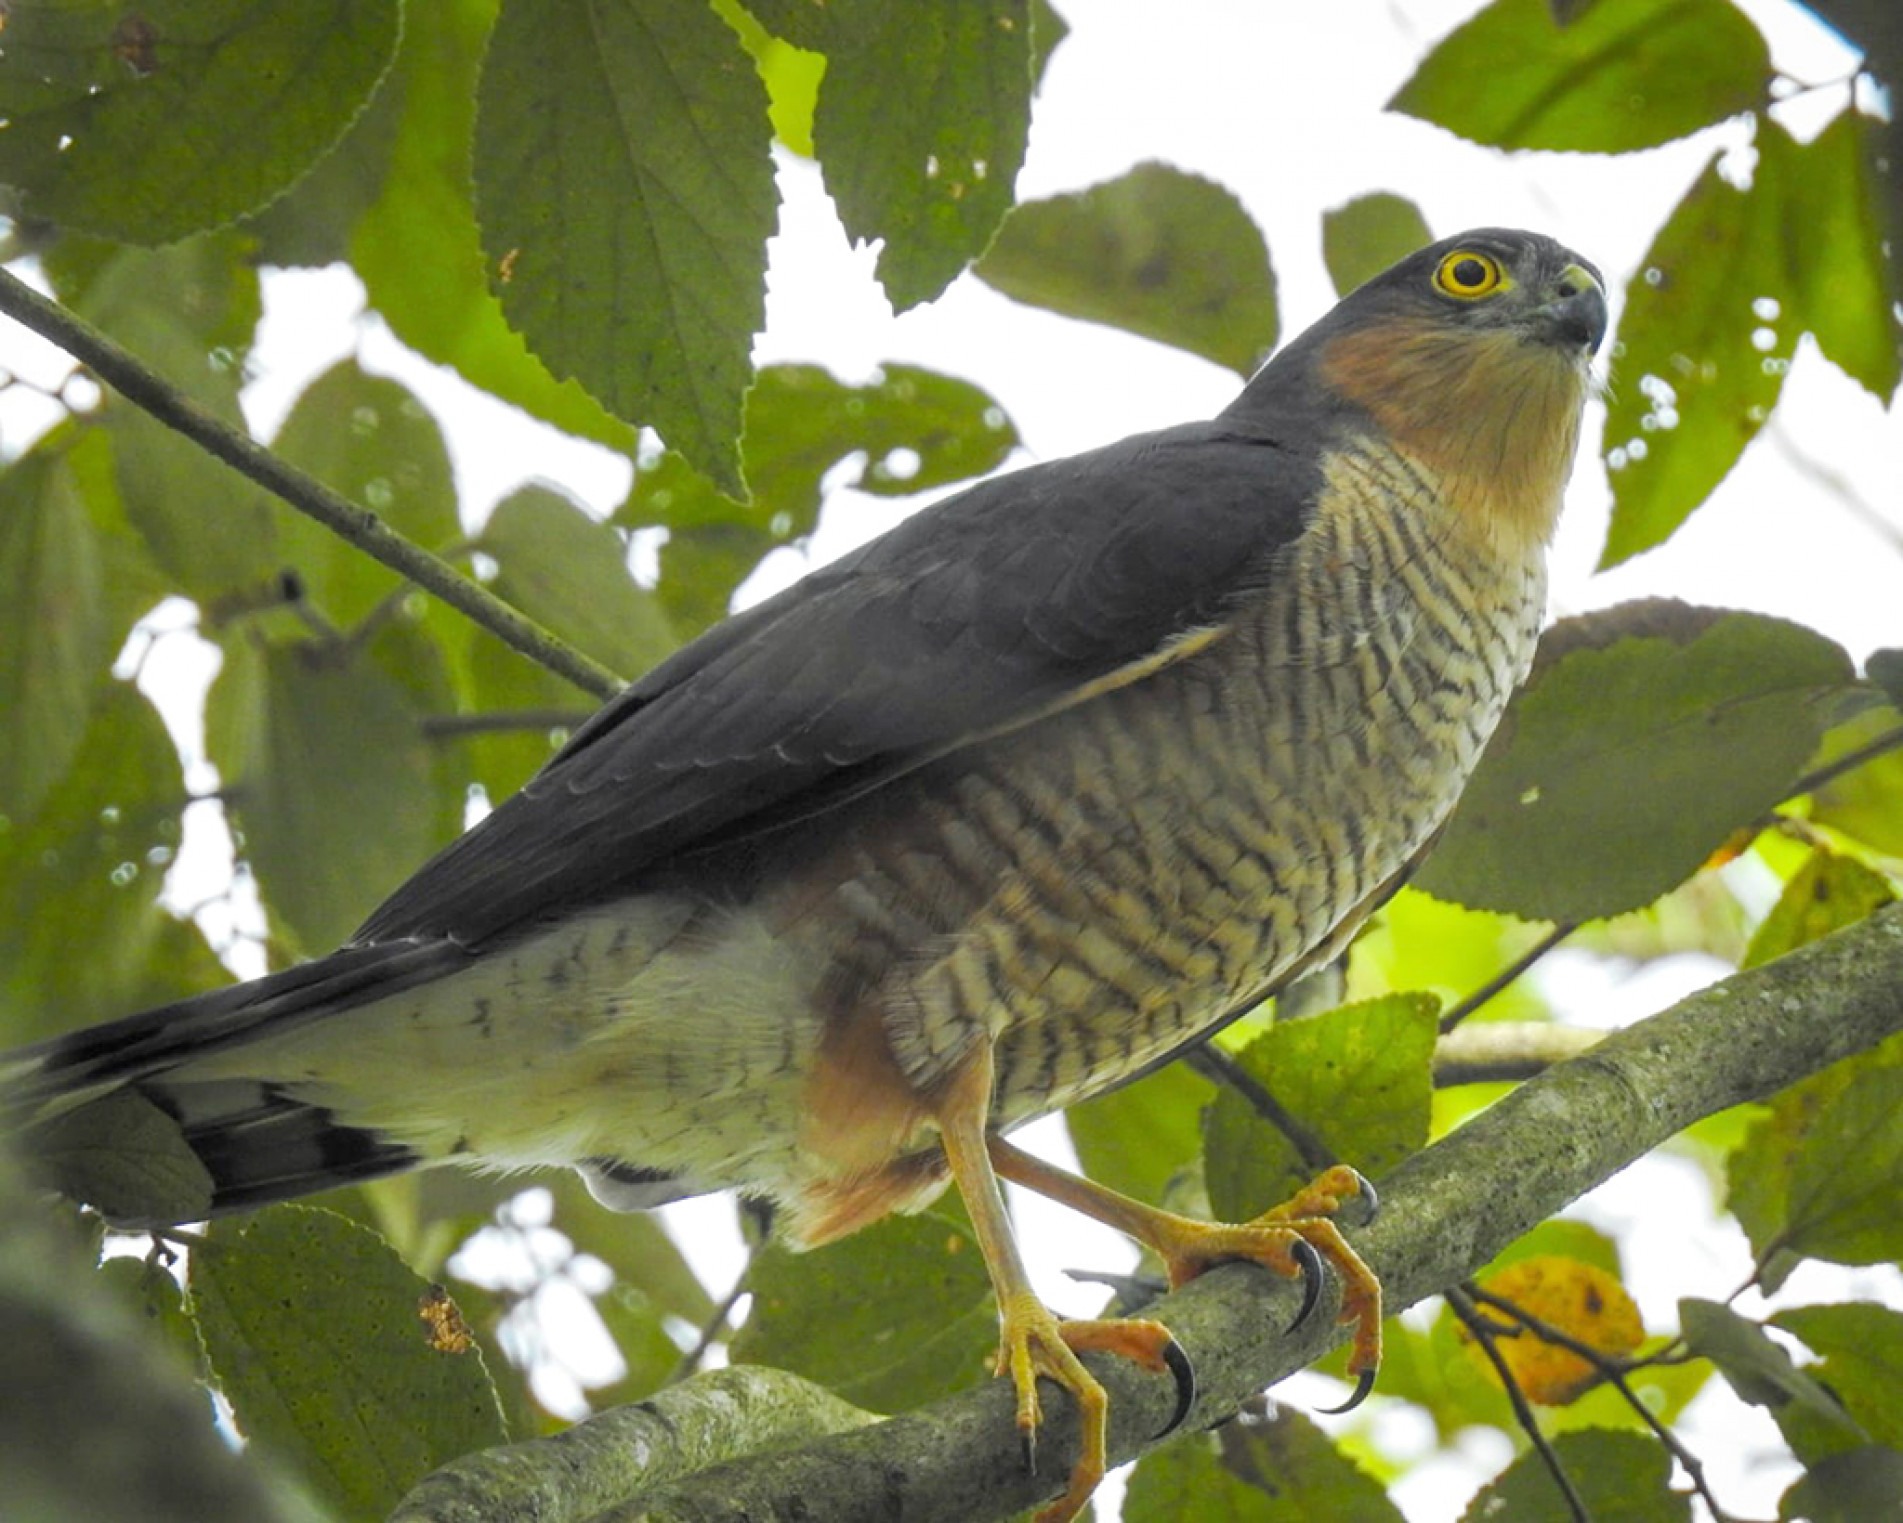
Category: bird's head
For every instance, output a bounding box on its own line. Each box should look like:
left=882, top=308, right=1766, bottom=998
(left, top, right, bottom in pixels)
left=1243, top=228, right=1608, bottom=554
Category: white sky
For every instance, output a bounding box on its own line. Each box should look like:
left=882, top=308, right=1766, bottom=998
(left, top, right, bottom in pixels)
left=8, top=2, right=1900, bottom=1519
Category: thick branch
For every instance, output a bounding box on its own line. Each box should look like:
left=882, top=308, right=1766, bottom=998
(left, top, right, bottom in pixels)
left=0, top=267, right=624, bottom=701
left=397, top=904, right=1903, bottom=1523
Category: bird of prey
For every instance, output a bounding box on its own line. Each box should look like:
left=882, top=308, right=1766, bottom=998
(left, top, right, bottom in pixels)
left=5, top=229, right=1606, bottom=1521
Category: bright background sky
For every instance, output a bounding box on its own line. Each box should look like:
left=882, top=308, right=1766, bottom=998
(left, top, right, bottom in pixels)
left=9, top=2, right=1899, bottom=1518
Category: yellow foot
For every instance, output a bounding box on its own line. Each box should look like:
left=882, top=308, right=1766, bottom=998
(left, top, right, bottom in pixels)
left=996, top=1293, right=1187, bottom=1523
left=1153, top=1164, right=1383, bottom=1408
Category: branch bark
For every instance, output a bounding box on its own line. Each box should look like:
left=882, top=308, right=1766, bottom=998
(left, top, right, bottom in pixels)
left=0, top=267, right=625, bottom=702
left=397, top=904, right=1903, bottom=1523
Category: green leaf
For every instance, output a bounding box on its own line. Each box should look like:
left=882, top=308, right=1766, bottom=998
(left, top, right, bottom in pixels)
left=1460, top=1428, right=1690, bottom=1522
left=28, top=1089, right=215, bottom=1227
left=1868, top=651, right=1903, bottom=711
left=731, top=1207, right=994, bottom=1414
left=1125, top=1412, right=1404, bottom=1522
left=1203, top=994, right=1437, bottom=1222
left=0, top=679, right=221, bottom=1042
left=95, top=1254, right=202, bottom=1376
left=207, top=637, right=451, bottom=954
left=1600, top=127, right=1798, bottom=567
left=191, top=1205, right=508, bottom=1521
left=714, top=0, right=823, bottom=158
left=1390, top=0, right=1768, bottom=154
left=1773, top=1302, right=1903, bottom=1451
left=1808, top=706, right=1903, bottom=857
left=815, top=0, right=1034, bottom=311
left=0, top=448, right=107, bottom=825
left=977, top=163, right=1278, bottom=375
left=474, top=0, right=778, bottom=495
left=1781, top=1447, right=1903, bottom=1523
left=1681, top=1296, right=1866, bottom=1463
left=1784, top=1066, right=1903, bottom=1267
left=1479, top=1218, right=1622, bottom=1279
left=0, top=0, right=399, bottom=243
left=269, top=361, right=461, bottom=630
left=1787, top=111, right=1903, bottom=400
left=350, top=0, right=635, bottom=453
left=1417, top=602, right=1854, bottom=922
left=1743, top=849, right=1896, bottom=970
left=1067, top=1060, right=1215, bottom=1212
left=1322, top=194, right=1432, bottom=298
left=480, top=486, right=676, bottom=680
left=620, top=361, right=1018, bottom=633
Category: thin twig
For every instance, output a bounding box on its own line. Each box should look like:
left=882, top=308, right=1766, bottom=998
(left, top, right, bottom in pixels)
left=1466, top=1285, right=1740, bottom=1523
left=1182, top=1043, right=1337, bottom=1173
left=1447, top=1286, right=1591, bottom=1522
left=1785, top=723, right=1903, bottom=800
left=1439, top=922, right=1578, bottom=1034
left=0, top=265, right=624, bottom=701
left=669, top=1276, right=750, bottom=1386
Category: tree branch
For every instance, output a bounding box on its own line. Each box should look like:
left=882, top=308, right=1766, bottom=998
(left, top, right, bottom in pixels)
left=0, top=267, right=625, bottom=702
left=397, top=904, right=1903, bottom=1523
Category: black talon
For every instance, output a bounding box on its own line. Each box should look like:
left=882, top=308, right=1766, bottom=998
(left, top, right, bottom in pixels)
left=1021, top=1425, right=1038, bottom=1476
left=1286, top=1237, right=1326, bottom=1333
left=1156, top=1336, right=1197, bottom=1438
left=1315, top=1366, right=1377, bottom=1415
left=1340, top=1171, right=1379, bottom=1229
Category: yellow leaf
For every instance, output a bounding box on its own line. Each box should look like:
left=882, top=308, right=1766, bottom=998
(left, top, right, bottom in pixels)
left=1460, top=1255, right=1644, bottom=1405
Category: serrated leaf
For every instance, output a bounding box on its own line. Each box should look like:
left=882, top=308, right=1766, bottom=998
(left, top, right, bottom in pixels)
left=1600, top=127, right=1799, bottom=567
left=731, top=1207, right=994, bottom=1414
left=29, top=1088, right=214, bottom=1226
left=1681, top=1296, right=1865, bottom=1461
left=95, top=1255, right=201, bottom=1376
left=1787, top=111, right=1903, bottom=400
left=1743, top=850, right=1896, bottom=970
left=815, top=0, right=1033, bottom=311
left=269, top=361, right=460, bottom=630
left=1125, top=1411, right=1403, bottom=1522
left=977, top=163, right=1277, bottom=374
left=0, top=679, right=219, bottom=1043
left=1391, top=0, right=1767, bottom=154
left=1067, top=1060, right=1215, bottom=1212
left=480, top=486, right=675, bottom=680
left=351, top=0, right=634, bottom=453
left=1203, top=994, right=1437, bottom=1222
left=1460, top=1428, right=1690, bottom=1522
left=0, top=0, right=399, bottom=243
left=1773, top=1302, right=1903, bottom=1450
left=0, top=449, right=107, bottom=825
left=207, top=637, right=448, bottom=954
left=191, top=1205, right=507, bottom=1520
left=1780, top=1447, right=1903, bottom=1522
left=474, top=0, right=777, bottom=494
left=1417, top=603, right=1854, bottom=922
left=714, top=0, right=823, bottom=158
left=1784, top=1066, right=1903, bottom=1266
left=1322, top=194, right=1432, bottom=298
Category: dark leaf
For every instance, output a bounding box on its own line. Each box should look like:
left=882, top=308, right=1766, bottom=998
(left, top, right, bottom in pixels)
left=1322, top=194, right=1432, bottom=298
left=815, top=0, right=1034, bottom=310
left=1391, top=0, right=1768, bottom=154
left=1417, top=602, right=1854, bottom=922
left=1773, top=1302, right=1903, bottom=1450
left=1784, top=1066, right=1903, bottom=1267
left=474, top=0, right=778, bottom=494
left=1067, top=1060, right=1215, bottom=1212
left=29, top=1088, right=214, bottom=1227
left=0, top=0, right=399, bottom=243
left=1680, top=1296, right=1865, bottom=1464
left=1124, top=1410, right=1403, bottom=1521
left=191, top=1206, right=508, bottom=1521
left=978, top=162, right=1278, bottom=374
left=1459, top=1427, right=1689, bottom=1521
left=1781, top=1448, right=1903, bottom=1523
left=1742, top=849, right=1895, bottom=970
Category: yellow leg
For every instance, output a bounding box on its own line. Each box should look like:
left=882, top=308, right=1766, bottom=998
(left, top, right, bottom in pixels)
left=991, top=1138, right=1383, bottom=1397
left=935, top=1047, right=1180, bottom=1523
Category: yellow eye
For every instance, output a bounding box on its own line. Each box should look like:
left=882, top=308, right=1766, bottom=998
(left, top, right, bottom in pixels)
left=1434, top=250, right=1505, bottom=299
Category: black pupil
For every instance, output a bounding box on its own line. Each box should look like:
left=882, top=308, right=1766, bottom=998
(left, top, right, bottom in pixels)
left=1453, top=257, right=1489, bottom=288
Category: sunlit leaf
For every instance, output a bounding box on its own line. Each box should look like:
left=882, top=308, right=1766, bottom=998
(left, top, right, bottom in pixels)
left=978, top=163, right=1277, bottom=374
left=1460, top=1427, right=1689, bottom=1521
left=1600, top=127, right=1798, bottom=567
left=474, top=0, right=778, bottom=494
left=350, top=0, right=634, bottom=452
left=1203, top=994, right=1437, bottom=1222
left=1743, top=849, right=1895, bottom=970
left=0, top=0, right=399, bottom=243
left=732, top=1207, right=994, bottom=1414
left=1417, top=602, right=1854, bottom=922
left=1391, top=0, right=1767, bottom=154
left=1459, top=1256, right=1643, bottom=1404
left=1125, top=1411, right=1403, bottom=1521
left=715, top=0, right=823, bottom=158
left=815, top=0, right=1034, bottom=311
left=1322, top=194, right=1431, bottom=298
left=192, top=1206, right=508, bottom=1519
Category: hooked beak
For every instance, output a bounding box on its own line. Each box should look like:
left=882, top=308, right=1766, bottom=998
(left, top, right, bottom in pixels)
left=1537, top=262, right=1608, bottom=355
